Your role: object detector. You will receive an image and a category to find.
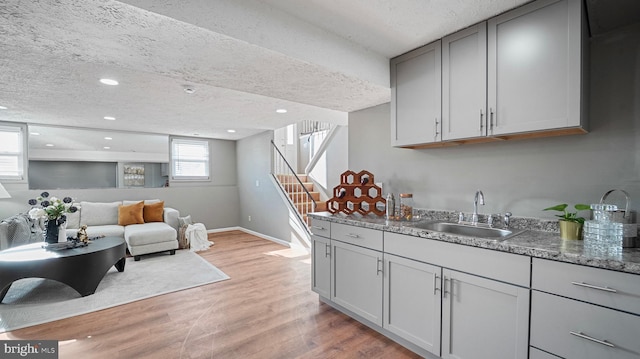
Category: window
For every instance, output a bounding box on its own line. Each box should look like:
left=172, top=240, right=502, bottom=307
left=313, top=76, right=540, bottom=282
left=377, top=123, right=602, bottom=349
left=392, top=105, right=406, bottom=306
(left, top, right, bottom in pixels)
left=171, top=138, right=210, bottom=180
left=0, top=125, right=25, bottom=180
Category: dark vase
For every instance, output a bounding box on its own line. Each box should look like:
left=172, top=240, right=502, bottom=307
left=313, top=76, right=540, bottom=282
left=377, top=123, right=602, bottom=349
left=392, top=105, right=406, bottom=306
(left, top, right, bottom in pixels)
left=45, top=220, right=59, bottom=244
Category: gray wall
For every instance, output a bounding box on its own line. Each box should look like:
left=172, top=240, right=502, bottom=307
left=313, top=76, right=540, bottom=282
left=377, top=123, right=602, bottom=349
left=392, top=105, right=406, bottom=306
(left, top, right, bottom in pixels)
left=2, top=137, right=240, bottom=229
left=237, top=130, right=309, bottom=246
left=349, top=24, right=640, bottom=220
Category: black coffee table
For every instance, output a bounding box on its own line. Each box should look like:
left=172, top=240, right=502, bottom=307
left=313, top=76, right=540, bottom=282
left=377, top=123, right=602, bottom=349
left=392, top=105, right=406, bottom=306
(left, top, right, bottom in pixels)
left=0, top=237, right=126, bottom=303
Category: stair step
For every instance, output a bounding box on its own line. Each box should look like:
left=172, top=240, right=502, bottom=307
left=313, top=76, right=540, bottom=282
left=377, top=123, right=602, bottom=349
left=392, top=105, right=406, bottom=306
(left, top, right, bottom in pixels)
left=277, top=174, right=308, bottom=183
left=281, top=182, right=314, bottom=192
left=294, top=201, right=327, bottom=214
left=289, top=191, right=320, bottom=201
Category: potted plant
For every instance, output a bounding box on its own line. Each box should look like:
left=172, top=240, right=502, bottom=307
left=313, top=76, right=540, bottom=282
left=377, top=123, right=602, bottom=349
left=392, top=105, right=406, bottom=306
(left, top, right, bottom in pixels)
left=543, top=203, right=590, bottom=240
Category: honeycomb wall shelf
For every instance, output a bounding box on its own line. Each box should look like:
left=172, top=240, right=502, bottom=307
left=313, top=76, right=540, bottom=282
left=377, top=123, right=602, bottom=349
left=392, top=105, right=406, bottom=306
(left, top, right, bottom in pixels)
left=326, top=170, right=386, bottom=216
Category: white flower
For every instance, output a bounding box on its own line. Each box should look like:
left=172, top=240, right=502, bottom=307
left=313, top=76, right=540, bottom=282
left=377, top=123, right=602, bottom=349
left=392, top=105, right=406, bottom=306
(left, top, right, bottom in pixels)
left=28, top=208, right=46, bottom=220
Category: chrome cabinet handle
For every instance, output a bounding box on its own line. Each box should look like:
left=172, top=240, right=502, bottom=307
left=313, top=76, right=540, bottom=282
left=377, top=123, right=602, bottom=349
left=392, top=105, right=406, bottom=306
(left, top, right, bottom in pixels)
left=571, top=281, right=617, bottom=293
left=570, top=331, right=615, bottom=348
left=325, top=243, right=330, bottom=258
left=443, top=277, right=450, bottom=298
left=434, top=117, right=440, bottom=139
left=345, top=233, right=360, bottom=238
left=433, top=273, right=441, bottom=295
left=489, top=108, right=494, bottom=132
left=480, top=109, right=484, bottom=132
left=376, top=258, right=383, bottom=276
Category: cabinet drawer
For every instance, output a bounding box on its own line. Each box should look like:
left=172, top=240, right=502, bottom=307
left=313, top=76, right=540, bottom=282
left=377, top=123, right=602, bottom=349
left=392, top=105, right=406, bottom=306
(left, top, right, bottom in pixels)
left=385, top=232, right=530, bottom=287
left=331, top=223, right=383, bottom=251
left=310, top=218, right=331, bottom=238
left=532, top=258, right=640, bottom=315
left=531, top=291, right=640, bottom=359
left=529, top=347, right=561, bottom=359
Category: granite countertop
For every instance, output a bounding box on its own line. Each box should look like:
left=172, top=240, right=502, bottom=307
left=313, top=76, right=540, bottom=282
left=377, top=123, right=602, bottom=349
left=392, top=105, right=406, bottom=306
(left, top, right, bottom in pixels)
left=308, top=211, right=640, bottom=275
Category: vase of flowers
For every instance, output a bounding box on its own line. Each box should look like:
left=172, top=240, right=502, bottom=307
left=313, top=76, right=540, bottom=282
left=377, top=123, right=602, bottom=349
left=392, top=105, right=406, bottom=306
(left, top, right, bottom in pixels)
left=28, top=192, right=79, bottom=243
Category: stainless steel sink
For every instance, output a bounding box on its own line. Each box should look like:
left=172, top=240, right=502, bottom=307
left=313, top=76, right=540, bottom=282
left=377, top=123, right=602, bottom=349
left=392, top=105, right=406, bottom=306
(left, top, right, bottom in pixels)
left=411, top=221, right=525, bottom=240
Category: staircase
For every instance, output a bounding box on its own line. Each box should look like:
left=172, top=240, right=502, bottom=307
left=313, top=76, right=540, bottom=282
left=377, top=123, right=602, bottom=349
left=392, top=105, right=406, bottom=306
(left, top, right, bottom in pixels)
left=276, top=174, right=327, bottom=224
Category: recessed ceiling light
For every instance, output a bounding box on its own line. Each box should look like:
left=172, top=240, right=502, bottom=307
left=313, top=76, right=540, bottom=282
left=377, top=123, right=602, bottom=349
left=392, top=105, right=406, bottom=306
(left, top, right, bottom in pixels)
left=45, top=144, right=54, bottom=147
left=104, top=137, right=113, bottom=140
left=227, top=129, right=236, bottom=133
left=184, top=86, right=196, bottom=94
left=103, top=116, right=116, bottom=121
left=276, top=109, right=287, bottom=114
left=31, top=132, right=40, bottom=136
left=103, top=146, right=111, bottom=150
left=99, top=78, right=119, bottom=86
left=0, top=106, right=7, bottom=110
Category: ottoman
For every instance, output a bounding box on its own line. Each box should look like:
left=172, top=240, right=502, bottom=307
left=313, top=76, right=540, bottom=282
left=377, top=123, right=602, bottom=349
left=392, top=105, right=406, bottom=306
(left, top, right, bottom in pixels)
left=124, top=222, right=178, bottom=261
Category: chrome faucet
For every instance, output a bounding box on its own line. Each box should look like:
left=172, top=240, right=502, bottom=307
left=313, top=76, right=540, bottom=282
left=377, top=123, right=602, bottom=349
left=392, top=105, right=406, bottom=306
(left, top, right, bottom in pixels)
left=471, top=190, right=485, bottom=225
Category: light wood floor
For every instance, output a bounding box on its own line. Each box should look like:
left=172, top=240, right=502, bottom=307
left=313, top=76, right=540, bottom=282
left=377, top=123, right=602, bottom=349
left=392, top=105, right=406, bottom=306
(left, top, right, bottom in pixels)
left=1, top=231, right=421, bottom=359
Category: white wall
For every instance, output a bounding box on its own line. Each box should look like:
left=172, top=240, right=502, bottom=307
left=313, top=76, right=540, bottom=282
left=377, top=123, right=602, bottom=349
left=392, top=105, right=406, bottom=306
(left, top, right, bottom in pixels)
left=309, top=125, right=349, bottom=198
left=349, top=24, right=640, bottom=220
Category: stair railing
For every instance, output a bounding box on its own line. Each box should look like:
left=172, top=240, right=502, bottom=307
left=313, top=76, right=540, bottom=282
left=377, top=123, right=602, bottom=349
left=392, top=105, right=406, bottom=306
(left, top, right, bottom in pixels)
left=270, top=140, right=317, bottom=230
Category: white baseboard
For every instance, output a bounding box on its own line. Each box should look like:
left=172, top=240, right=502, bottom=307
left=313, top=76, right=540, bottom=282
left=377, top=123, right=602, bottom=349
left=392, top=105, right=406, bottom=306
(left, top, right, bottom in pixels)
left=207, top=226, right=309, bottom=252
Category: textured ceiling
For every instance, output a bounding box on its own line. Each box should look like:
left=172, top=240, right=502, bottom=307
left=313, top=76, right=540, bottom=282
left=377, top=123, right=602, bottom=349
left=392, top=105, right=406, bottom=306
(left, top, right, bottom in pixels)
left=0, top=0, right=637, bottom=150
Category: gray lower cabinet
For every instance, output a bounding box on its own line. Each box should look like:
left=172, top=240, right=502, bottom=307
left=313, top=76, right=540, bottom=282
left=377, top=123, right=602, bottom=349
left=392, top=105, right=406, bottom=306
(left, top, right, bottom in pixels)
left=529, top=347, right=562, bottom=359
left=530, top=258, right=640, bottom=358
left=441, top=269, right=530, bottom=359
left=331, top=239, right=383, bottom=326
left=311, top=235, right=331, bottom=298
left=530, top=291, right=640, bottom=358
left=383, top=253, right=442, bottom=356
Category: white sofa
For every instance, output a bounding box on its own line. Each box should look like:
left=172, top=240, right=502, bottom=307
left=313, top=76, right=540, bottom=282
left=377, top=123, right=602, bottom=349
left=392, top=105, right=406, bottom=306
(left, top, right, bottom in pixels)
left=65, top=200, right=180, bottom=261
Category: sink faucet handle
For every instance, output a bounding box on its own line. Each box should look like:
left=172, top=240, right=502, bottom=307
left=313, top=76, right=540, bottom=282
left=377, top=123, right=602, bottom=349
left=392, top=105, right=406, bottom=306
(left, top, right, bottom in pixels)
left=487, top=213, right=501, bottom=228
left=504, top=212, right=513, bottom=229
left=458, top=212, right=465, bottom=223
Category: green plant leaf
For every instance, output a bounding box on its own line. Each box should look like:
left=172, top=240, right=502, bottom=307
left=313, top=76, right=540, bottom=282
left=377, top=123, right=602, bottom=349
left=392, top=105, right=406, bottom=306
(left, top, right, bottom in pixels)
left=543, top=204, right=568, bottom=212
left=574, top=204, right=590, bottom=211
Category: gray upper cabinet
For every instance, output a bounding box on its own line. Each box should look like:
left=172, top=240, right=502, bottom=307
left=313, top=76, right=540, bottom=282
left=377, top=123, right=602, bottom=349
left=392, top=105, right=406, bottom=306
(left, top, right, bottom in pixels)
left=391, top=41, right=442, bottom=147
left=442, top=22, right=488, bottom=141
left=487, top=0, right=587, bottom=136
left=391, top=0, right=587, bottom=149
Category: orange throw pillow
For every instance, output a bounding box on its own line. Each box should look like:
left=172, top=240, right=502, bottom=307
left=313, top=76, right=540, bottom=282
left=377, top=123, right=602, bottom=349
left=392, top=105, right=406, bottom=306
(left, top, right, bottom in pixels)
left=118, top=201, right=145, bottom=225
left=144, top=201, right=165, bottom=223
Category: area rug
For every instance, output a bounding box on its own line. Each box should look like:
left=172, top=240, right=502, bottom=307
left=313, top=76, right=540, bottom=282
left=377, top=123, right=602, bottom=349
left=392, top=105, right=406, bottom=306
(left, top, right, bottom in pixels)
left=0, top=250, right=229, bottom=333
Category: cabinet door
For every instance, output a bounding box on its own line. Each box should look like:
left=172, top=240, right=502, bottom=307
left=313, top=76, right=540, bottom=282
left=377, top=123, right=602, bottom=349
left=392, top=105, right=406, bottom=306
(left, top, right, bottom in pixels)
left=442, top=269, right=530, bottom=359
left=391, top=41, right=442, bottom=147
left=332, top=240, right=383, bottom=326
left=383, top=254, right=442, bottom=356
left=488, top=0, right=584, bottom=135
left=442, top=22, right=487, bottom=141
left=311, top=235, right=331, bottom=298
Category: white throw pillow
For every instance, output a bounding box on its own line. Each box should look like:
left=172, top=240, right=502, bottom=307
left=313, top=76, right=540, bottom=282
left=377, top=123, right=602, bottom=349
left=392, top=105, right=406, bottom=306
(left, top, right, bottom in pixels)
left=80, top=201, right=121, bottom=226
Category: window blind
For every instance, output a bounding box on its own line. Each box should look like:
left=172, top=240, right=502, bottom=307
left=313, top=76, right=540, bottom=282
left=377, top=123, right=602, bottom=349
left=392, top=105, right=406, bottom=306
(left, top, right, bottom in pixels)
left=171, top=138, right=210, bottom=180
left=0, top=125, right=24, bottom=180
